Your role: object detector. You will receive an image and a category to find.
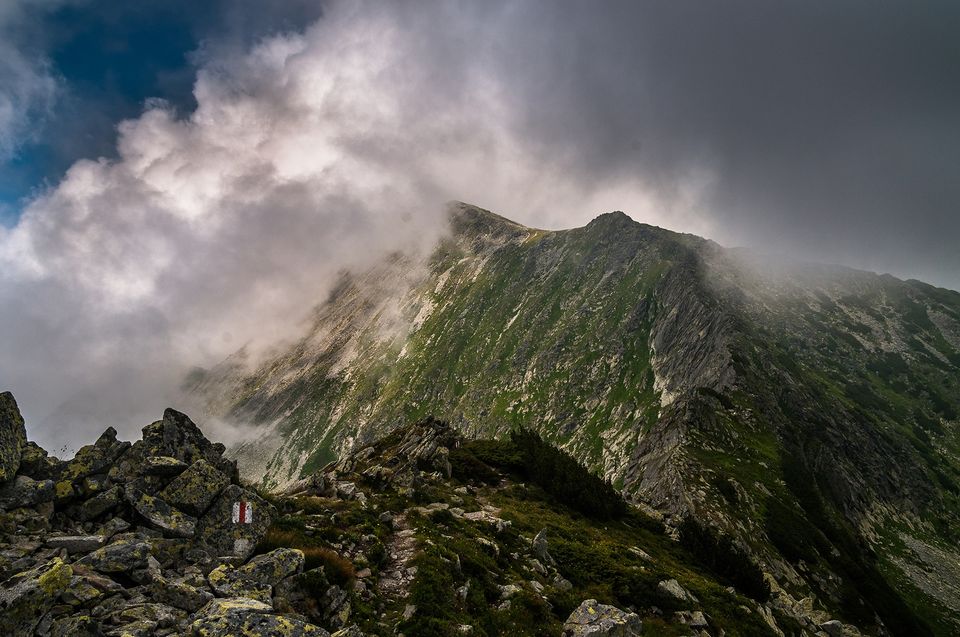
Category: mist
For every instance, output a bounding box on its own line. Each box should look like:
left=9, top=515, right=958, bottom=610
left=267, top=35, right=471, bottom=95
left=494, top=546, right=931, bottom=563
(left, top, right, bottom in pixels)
left=1, top=0, right=957, bottom=450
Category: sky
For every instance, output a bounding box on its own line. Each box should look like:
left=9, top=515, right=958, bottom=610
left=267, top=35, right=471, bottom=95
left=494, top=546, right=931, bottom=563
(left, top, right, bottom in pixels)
left=1, top=0, right=958, bottom=450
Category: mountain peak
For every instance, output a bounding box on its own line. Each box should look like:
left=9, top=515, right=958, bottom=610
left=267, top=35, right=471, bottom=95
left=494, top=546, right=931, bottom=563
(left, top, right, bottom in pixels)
left=447, top=201, right=533, bottom=241
left=586, top=210, right=636, bottom=229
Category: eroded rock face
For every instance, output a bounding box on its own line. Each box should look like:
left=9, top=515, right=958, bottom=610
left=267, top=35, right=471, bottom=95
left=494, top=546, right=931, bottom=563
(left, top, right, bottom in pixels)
left=562, top=599, right=643, bottom=636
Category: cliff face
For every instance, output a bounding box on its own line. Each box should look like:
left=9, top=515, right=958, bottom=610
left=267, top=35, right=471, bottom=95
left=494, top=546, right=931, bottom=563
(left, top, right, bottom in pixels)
left=190, top=203, right=960, bottom=634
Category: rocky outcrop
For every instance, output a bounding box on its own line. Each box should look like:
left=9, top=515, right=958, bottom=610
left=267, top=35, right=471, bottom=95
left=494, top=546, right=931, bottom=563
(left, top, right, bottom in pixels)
left=0, top=398, right=309, bottom=636
left=562, top=599, right=643, bottom=636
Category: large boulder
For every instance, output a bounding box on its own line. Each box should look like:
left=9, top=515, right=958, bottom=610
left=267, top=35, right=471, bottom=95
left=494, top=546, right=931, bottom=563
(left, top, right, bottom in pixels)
left=0, top=475, right=54, bottom=509
left=0, top=557, right=73, bottom=637
left=78, top=538, right=151, bottom=573
left=207, top=548, right=304, bottom=601
left=160, top=458, right=229, bottom=516
left=45, top=534, right=107, bottom=554
left=16, top=441, right=60, bottom=481
left=141, top=455, right=189, bottom=477
left=49, top=615, right=102, bottom=637
left=125, top=486, right=197, bottom=538
left=656, top=578, right=697, bottom=604
left=78, top=484, right=123, bottom=521
left=190, top=597, right=329, bottom=636
left=151, top=573, right=214, bottom=612
left=61, top=427, right=131, bottom=482
left=0, top=392, right=27, bottom=485
left=562, top=599, right=643, bottom=636
left=196, top=484, right=274, bottom=560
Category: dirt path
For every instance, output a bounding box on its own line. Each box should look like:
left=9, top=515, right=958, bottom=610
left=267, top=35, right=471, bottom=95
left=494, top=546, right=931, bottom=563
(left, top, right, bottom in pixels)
left=376, top=512, right=418, bottom=599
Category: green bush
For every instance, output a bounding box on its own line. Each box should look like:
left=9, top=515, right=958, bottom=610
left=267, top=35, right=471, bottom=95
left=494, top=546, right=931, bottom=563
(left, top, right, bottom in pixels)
left=449, top=446, right=502, bottom=484
left=764, top=498, right=820, bottom=564
left=510, top=428, right=627, bottom=520
left=678, top=518, right=770, bottom=602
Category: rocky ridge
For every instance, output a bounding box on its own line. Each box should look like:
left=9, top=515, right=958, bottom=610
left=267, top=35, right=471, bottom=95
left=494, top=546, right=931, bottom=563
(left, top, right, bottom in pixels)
left=1, top=391, right=867, bottom=636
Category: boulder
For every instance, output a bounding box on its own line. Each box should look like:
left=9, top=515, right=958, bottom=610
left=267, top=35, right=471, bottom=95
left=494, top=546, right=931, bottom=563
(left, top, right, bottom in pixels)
left=45, top=534, right=107, bottom=554
left=0, top=475, right=54, bottom=509
left=49, top=615, right=102, bottom=637
left=207, top=547, right=304, bottom=602
left=532, top=528, right=555, bottom=565
left=141, top=455, right=189, bottom=477
left=656, top=578, right=697, bottom=604
left=674, top=610, right=709, bottom=629
left=108, top=602, right=185, bottom=633
left=16, top=441, right=60, bottom=481
left=190, top=597, right=329, bottom=636
left=79, top=485, right=123, bottom=521
left=195, top=484, right=274, bottom=560
left=78, top=538, right=151, bottom=573
left=820, top=620, right=844, bottom=637
left=160, top=458, right=229, bottom=516
left=151, top=573, right=214, bottom=612
left=60, top=427, right=131, bottom=484
left=562, top=599, right=643, bottom=636
left=125, top=486, right=197, bottom=538
left=0, top=557, right=73, bottom=637
left=0, top=392, right=27, bottom=485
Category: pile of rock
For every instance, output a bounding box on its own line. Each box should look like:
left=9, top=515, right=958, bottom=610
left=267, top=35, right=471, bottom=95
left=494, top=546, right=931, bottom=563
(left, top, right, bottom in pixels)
left=0, top=391, right=350, bottom=636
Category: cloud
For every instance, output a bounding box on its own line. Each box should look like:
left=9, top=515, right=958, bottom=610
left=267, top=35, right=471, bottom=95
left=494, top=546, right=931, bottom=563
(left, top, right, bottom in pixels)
left=0, top=1, right=698, bottom=450
left=1, top=0, right=958, bottom=450
left=0, top=0, right=79, bottom=159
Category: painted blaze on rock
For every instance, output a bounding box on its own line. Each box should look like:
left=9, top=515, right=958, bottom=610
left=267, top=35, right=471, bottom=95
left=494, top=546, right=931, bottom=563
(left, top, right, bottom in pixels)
left=233, top=500, right=253, bottom=524
left=196, top=484, right=273, bottom=560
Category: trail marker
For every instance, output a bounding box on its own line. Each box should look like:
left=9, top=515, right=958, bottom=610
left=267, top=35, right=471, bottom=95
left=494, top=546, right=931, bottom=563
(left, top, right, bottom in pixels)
left=232, top=500, right=253, bottom=524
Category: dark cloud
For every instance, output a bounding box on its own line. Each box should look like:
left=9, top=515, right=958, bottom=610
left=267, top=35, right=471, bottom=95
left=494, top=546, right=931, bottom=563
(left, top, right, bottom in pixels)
left=443, top=1, right=960, bottom=287
left=1, top=0, right=958, bottom=449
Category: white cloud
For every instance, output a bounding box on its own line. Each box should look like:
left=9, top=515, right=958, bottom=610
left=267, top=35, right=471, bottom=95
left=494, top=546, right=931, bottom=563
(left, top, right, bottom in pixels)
left=0, top=1, right=713, bottom=450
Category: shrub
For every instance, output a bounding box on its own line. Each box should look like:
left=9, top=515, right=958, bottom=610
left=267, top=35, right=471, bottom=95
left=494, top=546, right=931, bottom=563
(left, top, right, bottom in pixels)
left=302, top=546, right=355, bottom=586
left=449, top=446, right=501, bottom=485
left=509, top=428, right=627, bottom=520
left=678, top=518, right=770, bottom=602
left=764, top=498, right=820, bottom=564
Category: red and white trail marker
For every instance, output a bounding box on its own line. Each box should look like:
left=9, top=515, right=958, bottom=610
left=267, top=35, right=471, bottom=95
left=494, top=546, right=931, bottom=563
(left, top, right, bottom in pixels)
left=232, top=500, right=254, bottom=524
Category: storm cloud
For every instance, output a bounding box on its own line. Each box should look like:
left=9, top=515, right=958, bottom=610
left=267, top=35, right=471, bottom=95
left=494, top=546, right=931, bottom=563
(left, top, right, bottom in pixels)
left=0, top=0, right=958, bottom=449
